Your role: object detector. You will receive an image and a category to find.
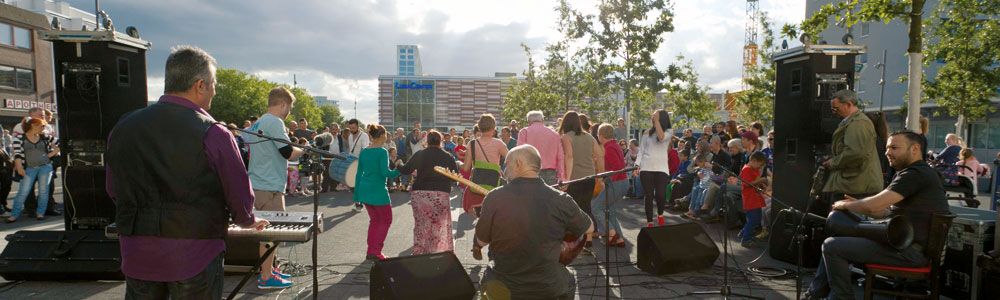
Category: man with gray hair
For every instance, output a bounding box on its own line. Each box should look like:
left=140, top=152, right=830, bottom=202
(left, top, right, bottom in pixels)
left=106, top=46, right=270, bottom=298
left=819, top=89, right=883, bottom=215
left=475, top=145, right=593, bottom=299
left=516, top=110, right=565, bottom=185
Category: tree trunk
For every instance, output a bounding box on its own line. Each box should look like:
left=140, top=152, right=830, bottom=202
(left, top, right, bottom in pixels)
left=955, top=114, right=966, bottom=142
left=905, top=0, right=925, bottom=133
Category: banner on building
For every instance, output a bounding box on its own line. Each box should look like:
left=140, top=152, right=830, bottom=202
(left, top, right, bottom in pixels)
left=4, top=99, right=57, bottom=112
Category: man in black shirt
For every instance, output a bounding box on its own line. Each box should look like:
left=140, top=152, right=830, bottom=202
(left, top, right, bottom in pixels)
left=699, top=136, right=732, bottom=219
left=805, top=131, right=949, bottom=300
left=475, top=145, right=593, bottom=299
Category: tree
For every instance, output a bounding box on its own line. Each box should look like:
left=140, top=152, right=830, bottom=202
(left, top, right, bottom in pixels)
left=922, top=0, right=1000, bottom=139
left=558, top=0, right=677, bottom=135
left=286, top=86, right=323, bottom=128
left=788, top=0, right=927, bottom=133
left=734, top=13, right=780, bottom=126
left=666, top=56, right=717, bottom=128
left=210, top=68, right=271, bottom=124
left=320, top=105, right=344, bottom=126
left=502, top=44, right=564, bottom=124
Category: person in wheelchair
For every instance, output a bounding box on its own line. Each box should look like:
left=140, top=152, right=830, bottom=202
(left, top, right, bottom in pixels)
left=803, top=131, right=950, bottom=300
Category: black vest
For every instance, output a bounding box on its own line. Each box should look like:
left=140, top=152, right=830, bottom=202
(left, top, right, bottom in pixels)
left=107, top=100, right=229, bottom=239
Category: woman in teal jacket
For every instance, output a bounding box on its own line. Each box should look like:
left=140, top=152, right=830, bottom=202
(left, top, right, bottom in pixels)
left=354, top=124, right=400, bottom=260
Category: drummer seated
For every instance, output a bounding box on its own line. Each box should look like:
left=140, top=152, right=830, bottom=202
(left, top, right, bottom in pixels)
left=474, top=145, right=593, bottom=299
left=804, top=131, right=950, bottom=300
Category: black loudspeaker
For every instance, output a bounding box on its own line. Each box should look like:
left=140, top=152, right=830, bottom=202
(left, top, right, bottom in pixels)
left=771, top=44, right=863, bottom=215
left=62, top=166, right=115, bottom=230
left=768, top=209, right=827, bottom=267
left=637, top=222, right=719, bottom=275
left=44, top=31, right=151, bottom=231
left=0, top=230, right=123, bottom=281
left=370, top=252, right=475, bottom=300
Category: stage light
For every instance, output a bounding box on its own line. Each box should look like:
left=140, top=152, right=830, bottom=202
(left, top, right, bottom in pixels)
left=126, top=26, right=140, bottom=39
left=842, top=33, right=854, bottom=45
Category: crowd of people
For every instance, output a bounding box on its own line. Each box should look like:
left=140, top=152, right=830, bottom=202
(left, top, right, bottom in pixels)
left=93, top=45, right=1000, bottom=299
left=0, top=107, right=62, bottom=223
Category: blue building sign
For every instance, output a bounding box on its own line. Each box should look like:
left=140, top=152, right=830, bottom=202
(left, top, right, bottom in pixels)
left=395, top=81, right=433, bottom=90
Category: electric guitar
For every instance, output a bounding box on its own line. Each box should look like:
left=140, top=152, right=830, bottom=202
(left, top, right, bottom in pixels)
left=433, top=166, right=586, bottom=265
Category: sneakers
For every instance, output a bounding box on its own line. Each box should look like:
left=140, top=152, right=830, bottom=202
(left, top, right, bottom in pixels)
left=272, top=267, right=291, bottom=280
left=258, top=274, right=292, bottom=290
left=647, top=222, right=655, bottom=228
left=755, top=229, right=770, bottom=240
left=353, top=202, right=364, bottom=212
left=657, top=215, right=665, bottom=226
left=740, top=239, right=762, bottom=249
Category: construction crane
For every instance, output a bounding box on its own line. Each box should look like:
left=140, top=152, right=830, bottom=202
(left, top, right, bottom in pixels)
left=742, top=0, right=759, bottom=90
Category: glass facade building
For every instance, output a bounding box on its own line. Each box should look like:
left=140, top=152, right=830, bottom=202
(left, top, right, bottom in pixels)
left=391, top=79, right=436, bottom=127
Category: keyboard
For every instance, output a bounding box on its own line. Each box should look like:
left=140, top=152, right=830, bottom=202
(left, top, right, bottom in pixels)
left=227, top=211, right=323, bottom=243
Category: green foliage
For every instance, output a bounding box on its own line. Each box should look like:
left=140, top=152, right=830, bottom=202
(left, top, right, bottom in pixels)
left=502, top=44, right=565, bottom=124
left=557, top=0, right=678, bottom=128
left=922, top=0, right=1000, bottom=125
left=210, top=68, right=270, bottom=125
left=320, top=105, right=344, bottom=126
left=209, top=68, right=325, bottom=129
left=664, top=56, right=716, bottom=128
left=733, top=13, right=779, bottom=126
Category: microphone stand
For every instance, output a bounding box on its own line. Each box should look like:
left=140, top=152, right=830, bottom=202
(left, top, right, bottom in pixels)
left=688, top=161, right=763, bottom=300
left=554, top=166, right=637, bottom=300
left=701, top=161, right=824, bottom=300
left=225, top=124, right=342, bottom=300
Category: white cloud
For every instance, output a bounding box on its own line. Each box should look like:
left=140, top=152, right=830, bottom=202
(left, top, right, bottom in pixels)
left=101, top=0, right=805, bottom=123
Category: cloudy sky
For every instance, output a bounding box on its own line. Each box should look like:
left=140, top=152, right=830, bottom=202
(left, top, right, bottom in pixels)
left=67, top=0, right=804, bottom=124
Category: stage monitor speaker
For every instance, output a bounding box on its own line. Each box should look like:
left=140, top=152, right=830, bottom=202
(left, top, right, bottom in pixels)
left=637, top=222, right=719, bottom=275
left=63, top=165, right=116, bottom=230
left=0, top=230, right=123, bottom=281
left=771, top=44, right=864, bottom=216
left=370, top=252, right=475, bottom=300
left=768, top=209, right=827, bottom=268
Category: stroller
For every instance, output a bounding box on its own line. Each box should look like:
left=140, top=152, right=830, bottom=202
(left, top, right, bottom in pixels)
left=933, top=163, right=980, bottom=208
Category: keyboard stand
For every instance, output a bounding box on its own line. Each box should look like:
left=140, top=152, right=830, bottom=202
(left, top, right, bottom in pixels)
left=226, top=241, right=277, bottom=300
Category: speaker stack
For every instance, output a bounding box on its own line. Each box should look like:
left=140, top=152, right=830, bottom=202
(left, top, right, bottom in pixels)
left=769, top=43, right=865, bottom=265
left=40, top=29, right=151, bottom=231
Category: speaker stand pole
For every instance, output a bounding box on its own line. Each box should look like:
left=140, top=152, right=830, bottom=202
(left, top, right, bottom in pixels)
left=688, top=182, right=763, bottom=300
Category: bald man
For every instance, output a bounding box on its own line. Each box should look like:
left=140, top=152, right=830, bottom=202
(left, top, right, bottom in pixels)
left=475, top=145, right=593, bottom=299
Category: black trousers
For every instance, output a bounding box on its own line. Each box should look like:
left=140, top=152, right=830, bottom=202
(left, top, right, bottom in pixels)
left=321, top=160, right=337, bottom=192
left=0, top=168, right=11, bottom=209
left=124, top=252, right=225, bottom=300
left=567, top=178, right=596, bottom=219
left=640, top=171, right=669, bottom=222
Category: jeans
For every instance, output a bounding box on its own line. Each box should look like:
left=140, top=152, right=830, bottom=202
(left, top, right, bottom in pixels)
left=688, top=184, right=707, bottom=212
left=591, top=179, right=628, bottom=235
left=632, top=174, right=644, bottom=198
left=739, top=208, right=762, bottom=243
left=808, top=237, right=926, bottom=300
left=125, top=252, right=224, bottom=300
left=10, top=163, right=53, bottom=218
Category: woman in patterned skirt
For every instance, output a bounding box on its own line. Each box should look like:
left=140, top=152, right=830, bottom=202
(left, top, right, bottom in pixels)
left=395, top=130, right=460, bottom=254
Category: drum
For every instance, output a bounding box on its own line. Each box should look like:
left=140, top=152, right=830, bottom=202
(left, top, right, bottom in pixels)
left=329, top=154, right=359, bottom=187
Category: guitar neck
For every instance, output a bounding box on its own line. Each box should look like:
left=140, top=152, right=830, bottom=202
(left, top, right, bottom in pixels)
left=434, top=166, right=490, bottom=195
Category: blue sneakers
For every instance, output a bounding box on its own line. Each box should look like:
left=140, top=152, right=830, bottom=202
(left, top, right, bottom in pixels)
left=258, top=274, right=292, bottom=290
left=272, top=267, right=291, bottom=280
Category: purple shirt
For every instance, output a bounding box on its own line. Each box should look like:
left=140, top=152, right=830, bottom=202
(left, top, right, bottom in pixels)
left=106, top=95, right=256, bottom=282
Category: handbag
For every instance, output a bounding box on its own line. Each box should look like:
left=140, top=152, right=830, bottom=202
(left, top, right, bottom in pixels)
left=468, top=140, right=503, bottom=195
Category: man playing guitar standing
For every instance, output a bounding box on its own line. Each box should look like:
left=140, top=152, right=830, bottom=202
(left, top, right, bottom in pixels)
left=473, top=145, right=593, bottom=299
